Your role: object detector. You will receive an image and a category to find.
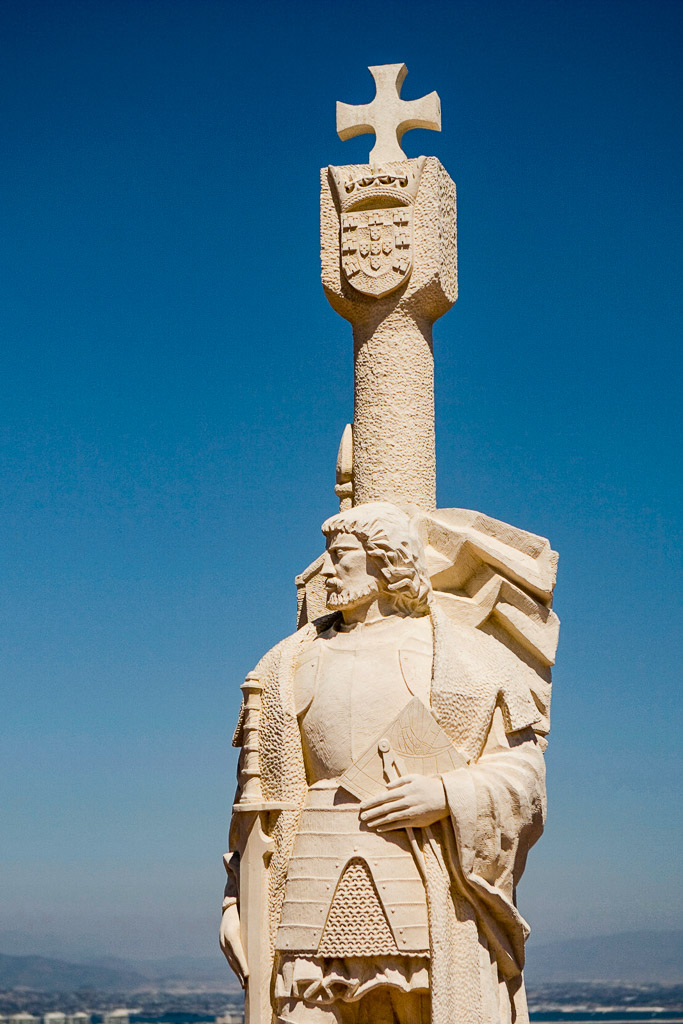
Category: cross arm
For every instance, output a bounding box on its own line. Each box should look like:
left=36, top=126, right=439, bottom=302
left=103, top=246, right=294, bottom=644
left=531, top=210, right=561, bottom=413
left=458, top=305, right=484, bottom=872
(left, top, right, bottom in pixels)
left=396, top=91, right=441, bottom=141
left=335, top=63, right=441, bottom=166
left=336, top=101, right=375, bottom=142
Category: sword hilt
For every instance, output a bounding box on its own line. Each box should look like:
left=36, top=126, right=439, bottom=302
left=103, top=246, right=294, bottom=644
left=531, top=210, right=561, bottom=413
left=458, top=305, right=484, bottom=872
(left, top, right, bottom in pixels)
left=235, top=673, right=297, bottom=814
left=238, top=673, right=265, bottom=803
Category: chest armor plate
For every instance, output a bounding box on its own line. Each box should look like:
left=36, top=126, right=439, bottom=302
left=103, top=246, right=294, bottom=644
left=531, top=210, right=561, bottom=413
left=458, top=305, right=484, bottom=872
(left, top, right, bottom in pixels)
left=294, top=619, right=432, bottom=783
left=278, top=619, right=433, bottom=956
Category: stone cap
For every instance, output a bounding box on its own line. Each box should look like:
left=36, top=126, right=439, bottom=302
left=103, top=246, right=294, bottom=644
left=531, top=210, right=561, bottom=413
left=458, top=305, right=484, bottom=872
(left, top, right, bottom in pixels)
left=321, top=155, right=457, bottom=325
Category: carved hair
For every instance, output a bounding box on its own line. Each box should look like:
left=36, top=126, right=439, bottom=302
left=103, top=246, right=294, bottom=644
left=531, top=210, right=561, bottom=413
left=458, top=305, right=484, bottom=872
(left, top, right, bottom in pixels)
left=321, top=502, right=432, bottom=616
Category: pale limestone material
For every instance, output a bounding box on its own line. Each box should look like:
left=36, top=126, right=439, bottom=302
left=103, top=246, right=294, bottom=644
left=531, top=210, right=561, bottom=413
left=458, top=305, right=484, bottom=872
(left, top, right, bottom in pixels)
left=321, top=155, right=457, bottom=510
left=335, top=424, right=354, bottom=511
left=336, top=64, right=441, bottom=166
left=220, top=64, right=559, bottom=1024
left=222, top=504, right=557, bottom=1024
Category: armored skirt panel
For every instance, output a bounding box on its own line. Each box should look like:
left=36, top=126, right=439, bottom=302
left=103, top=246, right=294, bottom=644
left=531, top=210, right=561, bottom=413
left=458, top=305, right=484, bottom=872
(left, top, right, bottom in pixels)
left=276, top=785, right=429, bottom=956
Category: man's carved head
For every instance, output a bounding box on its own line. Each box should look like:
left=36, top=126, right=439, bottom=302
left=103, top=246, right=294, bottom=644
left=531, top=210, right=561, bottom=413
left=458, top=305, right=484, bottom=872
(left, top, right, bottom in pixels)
left=321, top=502, right=432, bottom=616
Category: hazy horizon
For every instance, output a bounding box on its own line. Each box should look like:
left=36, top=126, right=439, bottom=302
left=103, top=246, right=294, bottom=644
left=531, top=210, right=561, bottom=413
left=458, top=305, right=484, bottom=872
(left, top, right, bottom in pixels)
left=2, top=925, right=682, bottom=964
left=2, top=927, right=682, bottom=993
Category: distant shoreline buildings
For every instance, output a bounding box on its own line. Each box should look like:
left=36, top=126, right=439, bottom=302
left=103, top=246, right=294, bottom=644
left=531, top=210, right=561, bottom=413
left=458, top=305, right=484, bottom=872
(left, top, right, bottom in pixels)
left=0, top=1010, right=244, bottom=1024
left=1, top=1014, right=122, bottom=1024
left=3, top=1015, right=93, bottom=1024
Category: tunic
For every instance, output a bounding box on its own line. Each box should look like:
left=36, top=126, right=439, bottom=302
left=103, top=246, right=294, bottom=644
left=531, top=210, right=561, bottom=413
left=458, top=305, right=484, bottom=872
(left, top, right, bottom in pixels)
left=274, top=615, right=433, bottom=1005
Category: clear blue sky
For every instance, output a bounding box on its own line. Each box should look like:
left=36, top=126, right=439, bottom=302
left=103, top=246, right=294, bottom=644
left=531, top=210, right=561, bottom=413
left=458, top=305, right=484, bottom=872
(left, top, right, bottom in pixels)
left=1, top=0, right=681, bottom=961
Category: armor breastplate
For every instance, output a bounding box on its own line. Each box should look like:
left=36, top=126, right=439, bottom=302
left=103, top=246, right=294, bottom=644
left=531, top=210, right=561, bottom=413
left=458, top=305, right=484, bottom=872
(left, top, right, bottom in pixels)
left=276, top=617, right=433, bottom=957
left=294, top=616, right=432, bottom=783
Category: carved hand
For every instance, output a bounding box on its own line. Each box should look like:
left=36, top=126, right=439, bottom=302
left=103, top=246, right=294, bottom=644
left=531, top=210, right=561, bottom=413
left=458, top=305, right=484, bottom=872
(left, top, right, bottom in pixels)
left=359, top=774, right=448, bottom=831
left=219, top=902, right=249, bottom=988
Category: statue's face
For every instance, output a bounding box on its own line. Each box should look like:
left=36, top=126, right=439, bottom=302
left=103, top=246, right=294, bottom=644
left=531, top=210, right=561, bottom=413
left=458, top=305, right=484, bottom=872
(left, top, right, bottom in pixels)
left=322, top=532, right=381, bottom=613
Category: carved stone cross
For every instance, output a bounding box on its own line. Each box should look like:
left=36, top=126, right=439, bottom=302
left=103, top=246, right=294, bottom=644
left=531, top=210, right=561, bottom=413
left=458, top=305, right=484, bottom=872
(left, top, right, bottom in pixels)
left=336, top=63, right=441, bottom=165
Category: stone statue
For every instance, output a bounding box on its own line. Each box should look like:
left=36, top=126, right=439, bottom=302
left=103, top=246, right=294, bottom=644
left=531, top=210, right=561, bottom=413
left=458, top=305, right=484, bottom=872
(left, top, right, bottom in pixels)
left=220, top=65, right=559, bottom=1024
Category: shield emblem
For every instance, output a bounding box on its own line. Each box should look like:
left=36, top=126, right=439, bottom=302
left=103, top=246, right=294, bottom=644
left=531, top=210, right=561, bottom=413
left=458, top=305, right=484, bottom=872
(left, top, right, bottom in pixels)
left=340, top=207, right=413, bottom=298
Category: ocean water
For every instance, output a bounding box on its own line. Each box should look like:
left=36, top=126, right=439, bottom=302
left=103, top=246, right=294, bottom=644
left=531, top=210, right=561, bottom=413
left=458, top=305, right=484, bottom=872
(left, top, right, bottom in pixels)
left=530, top=1016, right=683, bottom=1023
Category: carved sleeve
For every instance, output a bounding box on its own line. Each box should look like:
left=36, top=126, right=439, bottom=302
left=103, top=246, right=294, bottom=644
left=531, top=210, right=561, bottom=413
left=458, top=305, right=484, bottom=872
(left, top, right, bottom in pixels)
left=440, top=705, right=547, bottom=975
left=443, top=707, right=545, bottom=891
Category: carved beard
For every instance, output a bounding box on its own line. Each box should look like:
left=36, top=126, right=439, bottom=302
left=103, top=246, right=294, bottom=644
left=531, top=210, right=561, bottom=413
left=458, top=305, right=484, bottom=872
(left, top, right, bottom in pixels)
left=325, top=578, right=380, bottom=612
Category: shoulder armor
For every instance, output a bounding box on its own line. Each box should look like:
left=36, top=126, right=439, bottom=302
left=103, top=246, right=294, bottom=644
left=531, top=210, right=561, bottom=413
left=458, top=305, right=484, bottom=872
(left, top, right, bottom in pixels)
left=293, top=643, right=323, bottom=717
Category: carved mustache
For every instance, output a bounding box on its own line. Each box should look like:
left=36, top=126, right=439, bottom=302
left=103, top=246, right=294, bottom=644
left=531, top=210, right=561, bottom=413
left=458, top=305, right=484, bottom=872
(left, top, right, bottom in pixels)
left=325, top=580, right=380, bottom=608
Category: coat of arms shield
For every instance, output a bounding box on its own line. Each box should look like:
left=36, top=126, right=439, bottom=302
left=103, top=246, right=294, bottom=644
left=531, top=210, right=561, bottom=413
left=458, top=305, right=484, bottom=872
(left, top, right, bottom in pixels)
left=341, top=207, right=413, bottom=298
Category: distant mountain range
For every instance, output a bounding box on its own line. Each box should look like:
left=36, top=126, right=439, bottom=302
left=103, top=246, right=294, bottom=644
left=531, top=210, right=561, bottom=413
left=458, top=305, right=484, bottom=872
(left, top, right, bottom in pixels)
left=0, top=954, right=150, bottom=992
left=524, top=930, right=682, bottom=984
left=0, top=930, right=680, bottom=992
left=0, top=952, right=237, bottom=993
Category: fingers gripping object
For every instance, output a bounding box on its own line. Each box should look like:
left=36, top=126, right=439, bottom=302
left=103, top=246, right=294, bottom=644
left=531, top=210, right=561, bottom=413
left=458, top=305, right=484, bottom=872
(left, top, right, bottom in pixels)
left=377, top=738, right=428, bottom=883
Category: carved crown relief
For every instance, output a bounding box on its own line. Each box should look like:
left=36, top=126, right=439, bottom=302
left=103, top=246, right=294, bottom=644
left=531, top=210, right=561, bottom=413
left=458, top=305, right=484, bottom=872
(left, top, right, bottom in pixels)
left=329, top=159, right=424, bottom=298
left=329, top=61, right=441, bottom=299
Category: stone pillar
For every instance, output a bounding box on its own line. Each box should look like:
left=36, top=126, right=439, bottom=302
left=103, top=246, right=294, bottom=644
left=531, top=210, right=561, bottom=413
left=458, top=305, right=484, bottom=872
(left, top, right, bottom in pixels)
left=352, top=309, right=434, bottom=506
left=321, top=155, right=457, bottom=510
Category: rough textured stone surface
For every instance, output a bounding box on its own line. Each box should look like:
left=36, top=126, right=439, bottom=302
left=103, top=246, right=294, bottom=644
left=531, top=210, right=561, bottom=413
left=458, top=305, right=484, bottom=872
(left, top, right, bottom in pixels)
left=321, top=156, right=456, bottom=509
left=317, top=858, right=400, bottom=957
left=322, top=158, right=457, bottom=316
